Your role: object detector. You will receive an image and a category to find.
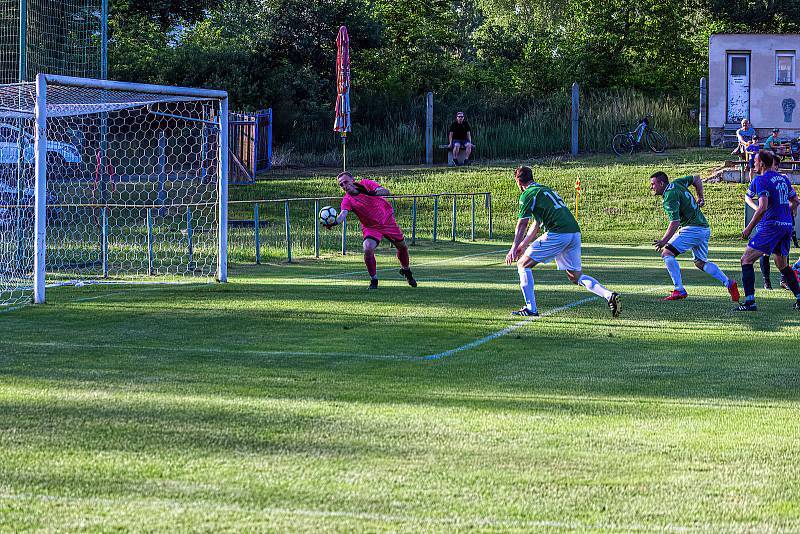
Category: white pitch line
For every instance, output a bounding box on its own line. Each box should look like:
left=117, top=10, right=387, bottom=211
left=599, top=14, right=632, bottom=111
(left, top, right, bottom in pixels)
left=73, top=291, right=128, bottom=302
left=424, top=296, right=598, bottom=360
left=424, top=286, right=670, bottom=360
left=0, top=303, right=28, bottom=314
left=7, top=340, right=415, bottom=361
left=6, top=286, right=672, bottom=362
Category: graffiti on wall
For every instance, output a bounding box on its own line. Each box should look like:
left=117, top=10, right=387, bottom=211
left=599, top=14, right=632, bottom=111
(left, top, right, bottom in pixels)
left=782, top=98, right=796, bottom=123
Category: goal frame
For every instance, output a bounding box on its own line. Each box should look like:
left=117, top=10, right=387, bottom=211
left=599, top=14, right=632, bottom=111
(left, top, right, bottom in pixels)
left=32, top=73, right=229, bottom=303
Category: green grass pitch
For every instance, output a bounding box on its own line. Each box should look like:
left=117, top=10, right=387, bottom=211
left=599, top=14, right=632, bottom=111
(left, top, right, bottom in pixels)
left=3, top=239, right=800, bottom=531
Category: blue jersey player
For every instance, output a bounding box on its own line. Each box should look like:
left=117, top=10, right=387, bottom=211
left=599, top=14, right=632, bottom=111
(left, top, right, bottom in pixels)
left=737, top=150, right=800, bottom=311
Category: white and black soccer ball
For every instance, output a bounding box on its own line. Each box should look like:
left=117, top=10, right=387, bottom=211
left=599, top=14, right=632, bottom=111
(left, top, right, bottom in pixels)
left=319, top=206, right=338, bottom=226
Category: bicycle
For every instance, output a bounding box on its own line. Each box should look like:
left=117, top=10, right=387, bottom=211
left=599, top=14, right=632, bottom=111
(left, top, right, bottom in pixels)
left=611, top=116, right=667, bottom=156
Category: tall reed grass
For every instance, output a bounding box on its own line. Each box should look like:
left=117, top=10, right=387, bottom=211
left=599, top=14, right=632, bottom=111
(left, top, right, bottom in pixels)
left=275, top=88, right=696, bottom=167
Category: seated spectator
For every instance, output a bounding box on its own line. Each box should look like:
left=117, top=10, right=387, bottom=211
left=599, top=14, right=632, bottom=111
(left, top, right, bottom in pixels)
left=736, top=119, right=757, bottom=156
left=448, top=111, right=473, bottom=165
left=765, top=128, right=788, bottom=155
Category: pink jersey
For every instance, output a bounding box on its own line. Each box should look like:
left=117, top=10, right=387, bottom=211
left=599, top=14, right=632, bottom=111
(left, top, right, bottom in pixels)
left=340, top=179, right=396, bottom=229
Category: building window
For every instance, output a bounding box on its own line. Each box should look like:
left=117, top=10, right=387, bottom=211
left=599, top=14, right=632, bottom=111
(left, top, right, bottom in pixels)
left=776, top=51, right=795, bottom=84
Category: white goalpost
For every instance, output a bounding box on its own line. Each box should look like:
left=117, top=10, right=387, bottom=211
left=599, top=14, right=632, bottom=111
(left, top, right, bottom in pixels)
left=0, top=74, right=228, bottom=307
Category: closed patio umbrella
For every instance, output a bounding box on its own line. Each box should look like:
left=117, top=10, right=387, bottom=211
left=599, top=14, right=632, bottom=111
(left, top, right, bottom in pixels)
left=333, top=25, right=351, bottom=171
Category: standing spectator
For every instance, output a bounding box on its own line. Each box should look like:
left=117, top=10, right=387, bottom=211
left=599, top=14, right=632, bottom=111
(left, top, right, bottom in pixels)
left=448, top=111, right=473, bottom=165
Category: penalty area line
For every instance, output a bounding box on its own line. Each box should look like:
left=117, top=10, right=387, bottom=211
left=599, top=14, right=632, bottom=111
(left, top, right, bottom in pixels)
left=424, top=286, right=670, bottom=360
left=8, top=340, right=416, bottom=361
left=424, top=296, right=598, bottom=360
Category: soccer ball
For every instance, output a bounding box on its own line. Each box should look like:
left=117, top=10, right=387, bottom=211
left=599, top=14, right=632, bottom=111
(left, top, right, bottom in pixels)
left=319, top=206, right=338, bottom=226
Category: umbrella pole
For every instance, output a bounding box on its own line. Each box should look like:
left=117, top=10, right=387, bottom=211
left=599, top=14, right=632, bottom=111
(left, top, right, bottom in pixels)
left=342, top=136, right=347, bottom=172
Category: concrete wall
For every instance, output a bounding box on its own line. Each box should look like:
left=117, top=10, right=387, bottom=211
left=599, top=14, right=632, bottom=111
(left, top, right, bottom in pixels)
left=709, top=34, right=800, bottom=135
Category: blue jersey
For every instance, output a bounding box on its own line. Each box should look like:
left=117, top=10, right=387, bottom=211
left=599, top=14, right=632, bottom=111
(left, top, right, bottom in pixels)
left=746, top=170, right=797, bottom=228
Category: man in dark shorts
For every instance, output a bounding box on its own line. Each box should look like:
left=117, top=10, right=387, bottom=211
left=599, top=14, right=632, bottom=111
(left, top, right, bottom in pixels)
left=448, top=111, right=473, bottom=165
left=736, top=150, right=800, bottom=311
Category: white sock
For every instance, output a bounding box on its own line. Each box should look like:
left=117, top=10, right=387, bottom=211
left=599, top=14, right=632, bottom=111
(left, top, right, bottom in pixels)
left=577, top=274, right=613, bottom=300
left=702, top=261, right=730, bottom=287
left=663, top=255, right=684, bottom=291
left=518, top=267, right=537, bottom=312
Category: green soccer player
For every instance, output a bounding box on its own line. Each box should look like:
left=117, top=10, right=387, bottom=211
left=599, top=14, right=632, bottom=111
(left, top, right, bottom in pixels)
left=505, top=166, right=621, bottom=317
left=650, top=172, right=739, bottom=301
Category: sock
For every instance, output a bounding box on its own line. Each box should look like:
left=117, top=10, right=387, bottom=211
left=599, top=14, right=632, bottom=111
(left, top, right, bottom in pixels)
left=780, top=267, right=800, bottom=299
left=577, top=274, right=613, bottom=300
left=517, top=267, right=536, bottom=312
left=793, top=258, right=800, bottom=271
left=742, top=263, right=756, bottom=302
left=702, top=261, right=730, bottom=287
left=663, top=255, right=684, bottom=292
left=396, top=247, right=410, bottom=270
left=365, top=252, right=377, bottom=279
left=760, top=255, right=771, bottom=283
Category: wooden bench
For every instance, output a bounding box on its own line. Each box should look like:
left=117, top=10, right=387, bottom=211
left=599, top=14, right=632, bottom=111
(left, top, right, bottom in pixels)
left=727, top=159, right=800, bottom=183
left=780, top=159, right=800, bottom=170
left=439, top=143, right=475, bottom=167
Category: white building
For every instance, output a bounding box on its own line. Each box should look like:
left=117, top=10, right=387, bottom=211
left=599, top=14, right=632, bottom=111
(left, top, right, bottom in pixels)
left=709, top=33, right=800, bottom=145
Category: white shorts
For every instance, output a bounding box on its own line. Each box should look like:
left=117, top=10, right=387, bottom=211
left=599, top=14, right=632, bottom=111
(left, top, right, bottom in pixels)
left=523, top=232, right=582, bottom=271
left=667, top=226, right=710, bottom=262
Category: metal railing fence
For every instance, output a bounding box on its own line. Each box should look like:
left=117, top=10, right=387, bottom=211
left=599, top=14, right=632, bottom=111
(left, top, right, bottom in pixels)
left=227, top=192, right=493, bottom=264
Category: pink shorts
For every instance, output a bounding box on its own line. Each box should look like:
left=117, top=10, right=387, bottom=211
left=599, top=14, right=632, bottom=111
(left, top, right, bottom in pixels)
left=363, top=223, right=405, bottom=244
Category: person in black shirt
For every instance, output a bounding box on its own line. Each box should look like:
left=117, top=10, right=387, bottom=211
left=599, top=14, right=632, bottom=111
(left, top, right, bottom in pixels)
left=448, top=111, right=473, bottom=165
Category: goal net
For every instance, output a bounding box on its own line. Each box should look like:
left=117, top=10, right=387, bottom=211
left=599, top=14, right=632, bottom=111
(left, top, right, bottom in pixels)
left=0, top=0, right=105, bottom=84
left=0, top=74, right=228, bottom=307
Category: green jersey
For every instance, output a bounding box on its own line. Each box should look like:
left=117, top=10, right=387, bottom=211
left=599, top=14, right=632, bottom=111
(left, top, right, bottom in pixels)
left=518, top=183, right=580, bottom=233
left=662, top=176, right=708, bottom=228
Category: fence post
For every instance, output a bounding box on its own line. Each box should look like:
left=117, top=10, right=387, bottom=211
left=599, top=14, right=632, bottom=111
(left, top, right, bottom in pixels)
left=432, top=196, right=438, bottom=242
left=571, top=82, right=579, bottom=156
left=451, top=195, right=457, bottom=241
left=284, top=201, right=292, bottom=263
left=341, top=219, right=347, bottom=255
left=146, top=208, right=154, bottom=275
left=267, top=108, right=273, bottom=170
left=488, top=192, right=493, bottom=240
left=314, top=200, right=320, bottom=258
left=251, top=112, right=259, bottom=178
left=425, top=92, right=433, bottom=165
left=158, top=130, right=166, bottom=216
left=471, top=194, right=475, bottom=241
left=18, top=0, right=26, bottom=81
left=101, top=206, right=108, bottom=278
left=411, top=196, right=417, bottom=245
left=254, top=203, right=261, bottom=264
left=186, top=206, right=194, bottom=270
left=699, top=77, right=708, bottom=147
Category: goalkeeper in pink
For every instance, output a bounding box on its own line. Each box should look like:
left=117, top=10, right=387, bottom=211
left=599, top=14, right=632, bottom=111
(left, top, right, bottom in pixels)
left=327, top=172, right=417, bottom=290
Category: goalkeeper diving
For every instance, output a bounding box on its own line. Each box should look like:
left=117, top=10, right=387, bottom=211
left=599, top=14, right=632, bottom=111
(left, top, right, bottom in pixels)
left=325, top=172, right=417, bottom=290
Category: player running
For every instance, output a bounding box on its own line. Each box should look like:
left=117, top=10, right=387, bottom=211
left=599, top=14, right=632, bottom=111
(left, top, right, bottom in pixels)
left=737, top=150, right=800, bottom=311
left=505, top=166, right=620, bottom=317
left=327, top=172, right=417, bottom=290
left=650, top=172, right=740, bottom=301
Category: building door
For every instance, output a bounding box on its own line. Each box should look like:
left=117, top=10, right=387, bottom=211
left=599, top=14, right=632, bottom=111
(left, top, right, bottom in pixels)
left=727, top=53, right=750, bottom=124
